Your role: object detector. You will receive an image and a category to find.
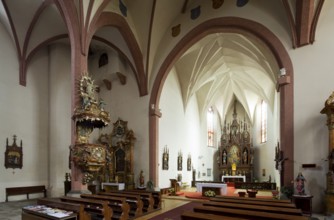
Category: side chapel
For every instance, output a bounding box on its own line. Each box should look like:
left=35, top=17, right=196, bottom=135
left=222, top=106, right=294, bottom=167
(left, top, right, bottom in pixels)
left=219, top=101, right=254, bottom=182
left=98, top=119, right=136, bottom=190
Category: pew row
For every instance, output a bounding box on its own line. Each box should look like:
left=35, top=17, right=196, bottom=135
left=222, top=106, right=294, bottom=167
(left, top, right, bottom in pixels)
left=181, top=210, right=248, bottom=220
left=100, top=191, right=154, bottom=213
left=127, top=189, right=162, bottom=209
left=80, top=194, right=130, bottom=220
left=216, top=195, right=291, bottom=203
left=202, top=201, right=303, bottom=216
left=193, top=205, right=309, bottom=220
left=210, top=197, right=296, bottom=208
left=60, top=196, right=112, bottom=220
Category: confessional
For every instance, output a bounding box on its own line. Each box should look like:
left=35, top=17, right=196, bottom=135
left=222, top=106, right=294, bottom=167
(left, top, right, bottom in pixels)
left=218, top=101, right=254, bottom=182
left=98, top=119, right=136, bottom=189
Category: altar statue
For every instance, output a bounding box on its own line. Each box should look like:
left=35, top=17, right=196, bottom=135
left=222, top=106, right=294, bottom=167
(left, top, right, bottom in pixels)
left=295, top=172, right=306, bottom=195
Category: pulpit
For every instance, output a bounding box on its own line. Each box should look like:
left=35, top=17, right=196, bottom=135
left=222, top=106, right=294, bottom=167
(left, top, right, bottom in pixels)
left=321, top=92, right=334, bottom=215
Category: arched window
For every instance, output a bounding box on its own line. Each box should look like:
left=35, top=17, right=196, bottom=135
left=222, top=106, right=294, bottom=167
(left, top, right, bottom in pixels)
left=207, top=107, right=214, bottom=147
left=260, top=100, right=267, bottom=143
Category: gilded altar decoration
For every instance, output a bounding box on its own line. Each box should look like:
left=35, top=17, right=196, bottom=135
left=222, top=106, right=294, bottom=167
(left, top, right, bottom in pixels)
left=4, top=135, right=23, bottom=169
left=218, top=100, right=254, bottom=181
left=98, top=118, right=136, bottom=190
left=71, top=72, right=110, bottom=184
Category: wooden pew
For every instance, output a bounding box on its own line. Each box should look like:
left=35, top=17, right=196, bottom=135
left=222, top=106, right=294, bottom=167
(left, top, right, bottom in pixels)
left=98, top=191, right=144, bottom=217
left=6, top=185, right=47, bottom=202
left=102, top=190, right=154, bottom=212
left=127, top=189, right=162, bottom=209
left=193, top=205, right=310, bottom=220
left=36, top=198, right=91, bottom=220
left=210, top=197, right=296, bottom=208
left=80, top=194, right=130, bottom=220
left=60, top=196, right=112, bottom=220
left=202, top=201, right=303, bottom=216
left=181, top=210, right=248, bottom=220
left=216, top=195, right=291, bottom=203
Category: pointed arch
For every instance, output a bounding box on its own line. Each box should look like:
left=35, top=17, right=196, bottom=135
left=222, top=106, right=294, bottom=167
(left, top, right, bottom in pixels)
left=149, top=17, right=293, bottom=187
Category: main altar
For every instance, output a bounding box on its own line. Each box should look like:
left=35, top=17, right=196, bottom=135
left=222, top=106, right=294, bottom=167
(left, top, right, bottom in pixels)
left=218, top=101, right=254, bottom=182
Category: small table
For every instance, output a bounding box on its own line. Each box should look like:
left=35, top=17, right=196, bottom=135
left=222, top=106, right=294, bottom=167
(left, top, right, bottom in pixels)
left=101, top=182, right=125, bottom=191
left=221, top=175, right=246, bottom=182
left=291, top=194, right=313, bottom=216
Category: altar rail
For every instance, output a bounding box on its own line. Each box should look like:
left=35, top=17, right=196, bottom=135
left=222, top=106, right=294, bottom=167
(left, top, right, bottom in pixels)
left=234, top=182, right=276, bottom=190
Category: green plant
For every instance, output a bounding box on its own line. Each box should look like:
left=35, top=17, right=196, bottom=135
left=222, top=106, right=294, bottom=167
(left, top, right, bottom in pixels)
left=204, top=190, right=216, bottom=197
left=280, top=185, right=293, bottom=199
left=168, top=188, right=175, bottom=195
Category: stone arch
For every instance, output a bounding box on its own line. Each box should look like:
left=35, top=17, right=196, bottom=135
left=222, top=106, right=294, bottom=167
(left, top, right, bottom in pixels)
left=149, top=17, right=293, bottom=187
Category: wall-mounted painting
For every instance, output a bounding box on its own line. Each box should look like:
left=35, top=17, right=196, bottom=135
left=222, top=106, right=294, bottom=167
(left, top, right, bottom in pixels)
left=207, top=168, right=212, bottom=177
left=4, top=135, right=23, bottom=169
left=187, top=154, right=191, bottom=171
left=177, top=151, right=182, bottom=171
left=162, top=146, right=169, bottom=170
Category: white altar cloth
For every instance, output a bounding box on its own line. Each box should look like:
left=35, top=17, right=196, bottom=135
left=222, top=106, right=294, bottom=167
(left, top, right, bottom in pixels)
left=101, top=182, right=125, bottom=191
left=221, top=175, right=246, bottom=182
left=196, top=182, right=227, bottom=195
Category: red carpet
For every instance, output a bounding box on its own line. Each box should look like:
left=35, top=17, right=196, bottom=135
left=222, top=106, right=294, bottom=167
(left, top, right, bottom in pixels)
left=184, top=186, right=236, bottom=199
left=184, top=186, right=272, bottom=199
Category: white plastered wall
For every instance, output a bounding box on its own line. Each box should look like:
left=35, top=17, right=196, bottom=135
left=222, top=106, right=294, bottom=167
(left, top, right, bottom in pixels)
left=0, top=24, right=49, bottom=201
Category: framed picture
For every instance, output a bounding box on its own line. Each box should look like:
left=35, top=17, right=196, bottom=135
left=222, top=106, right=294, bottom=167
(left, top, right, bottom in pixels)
left=187, top=155, right=191, bottom=171
left=177, top=151, right=182, bottom=171
left=4, top=135, right=23, bottom=169
left=162, top=146, right=169, bottom=170
left=207, top=168, right=212, bottom=177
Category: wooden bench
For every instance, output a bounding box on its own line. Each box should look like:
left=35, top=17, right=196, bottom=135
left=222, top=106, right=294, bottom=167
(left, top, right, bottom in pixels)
left=181, top=210, right=248, bottom=220
left=193, top=205, right=309, bottom=220
left=127, top=189, right=162, bottom=209
left=202, top=201, right=303, bottom=216
left=81, top=194, right=130, bottom=220
left=216, top=195, right=291, bottom=203
left=36, top=198, right=91, bottom=220
left=60, top=196, right=112, bottom=220
left=6, top=185, right=47, bottom=202
left=210, top=197, right=296, bottom=208
left=98, top=191, right=143, bottom=217
left=103, top=190, right=154, bottom=213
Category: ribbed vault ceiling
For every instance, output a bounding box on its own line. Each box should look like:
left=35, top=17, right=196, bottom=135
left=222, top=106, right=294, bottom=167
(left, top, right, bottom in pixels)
left=174, top=33, right=279, bottom=123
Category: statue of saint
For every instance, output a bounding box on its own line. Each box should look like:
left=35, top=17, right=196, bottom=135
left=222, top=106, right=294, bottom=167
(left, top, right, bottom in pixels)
left=139, top=170, right=145, bottom=187
left=295, top=172, right=306, bottom=195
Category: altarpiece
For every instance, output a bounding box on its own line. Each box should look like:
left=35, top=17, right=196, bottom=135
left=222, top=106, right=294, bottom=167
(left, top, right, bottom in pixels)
left=218, top=101, right=254, bottom=182
left=98, top=119, right=136, bottom=190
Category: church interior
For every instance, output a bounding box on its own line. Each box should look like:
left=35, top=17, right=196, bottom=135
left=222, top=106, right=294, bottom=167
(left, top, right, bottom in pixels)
left=0, top=0, right=334, bottom=219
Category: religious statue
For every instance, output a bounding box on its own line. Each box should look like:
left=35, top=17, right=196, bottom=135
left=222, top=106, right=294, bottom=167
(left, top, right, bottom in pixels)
left=243, top=149, right=248, bottom=164
left=222, top=150, right=227, bottom=165
left=295, top=172, right=306, bottom=195
left=139, top=170, right=145, bottom=188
